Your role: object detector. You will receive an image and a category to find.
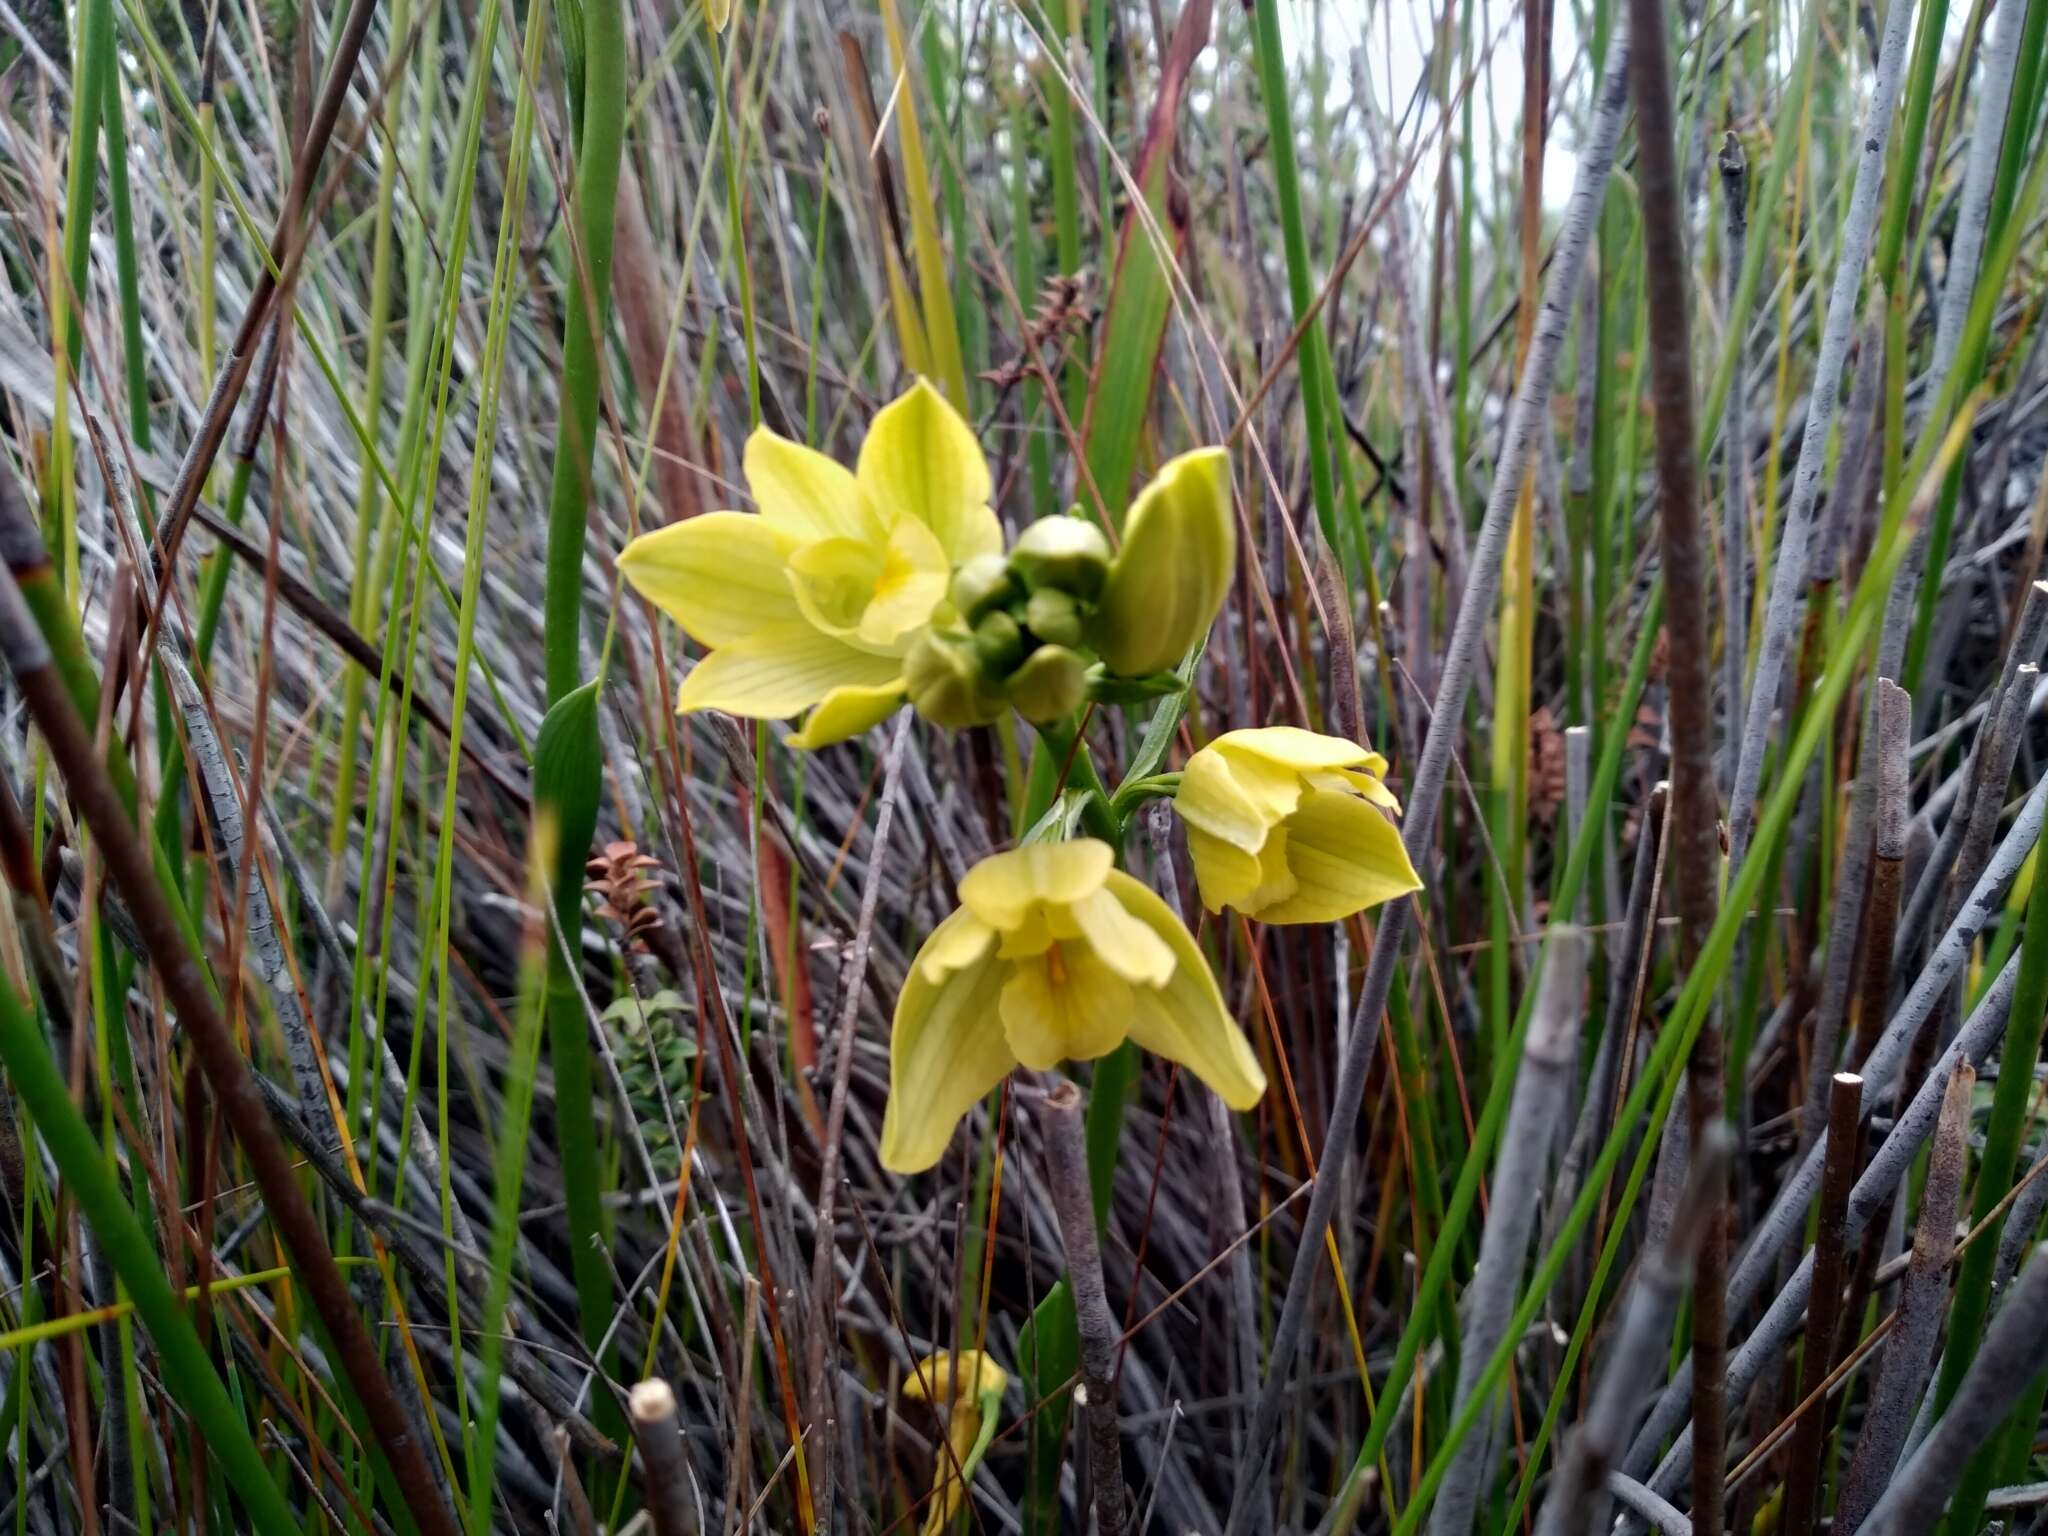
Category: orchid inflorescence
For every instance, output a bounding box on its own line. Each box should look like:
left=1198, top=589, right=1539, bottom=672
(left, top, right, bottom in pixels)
left=615, top=378, right=1422, bottom=1436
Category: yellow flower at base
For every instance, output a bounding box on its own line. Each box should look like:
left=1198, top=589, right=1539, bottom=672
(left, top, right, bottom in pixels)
left=881, top=840, right=1265, bottom=1174
left=1175, top=727, right=1422, bottom=925
left=903, top=1351, right=1008, bottom=1535
left=616, top=379, right=1000, bottom=749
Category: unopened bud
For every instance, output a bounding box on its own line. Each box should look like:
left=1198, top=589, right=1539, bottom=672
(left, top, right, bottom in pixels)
left=1006, top=645, right=1088, bottom=722
left=905, top=632, right=1003, bottom=729
left=1091, top=448, right=1234, bottom=675
left=950, top=553, right=1016, bottom=622
left=972, top=610, right=1026, bottom=675
left=1023, top=586, right=1085, bottom=648
left=1008, top=516, right=1111, bottom=600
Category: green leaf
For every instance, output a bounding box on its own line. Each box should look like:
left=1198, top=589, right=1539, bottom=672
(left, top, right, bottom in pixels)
left=534, top=680, right=605, bottom=884
left=1118, top=648, right=1202, bottom=789
left=532, top=680, right=614, bottom=1393
left=1017, top=1281, right=1079, bottom=1536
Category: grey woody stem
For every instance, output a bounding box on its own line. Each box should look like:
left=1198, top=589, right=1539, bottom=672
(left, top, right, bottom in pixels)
left=1042, top=1078, right=1128, bottom=1536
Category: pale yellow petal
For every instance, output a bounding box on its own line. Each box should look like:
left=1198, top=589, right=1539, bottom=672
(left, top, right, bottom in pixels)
left=857, top=378, right=1001, bottom=562
left=1104, top=871, right=1266, bottom=1108
left=881, top=946, right=1015, bottom=1174
left=1339, top=767, right=1402, bottom=811
left=787, top=537, right=888, bottom=638
left=785, top=680, right=907, bottom=750
left=956, top=840, right=1114, bottom=933
left=1252, top=788, right=1423, bottom=925
left=677, top=623, right=902, bottom=720
left=856, top=518, right=951, bottom=648
left=1174, top=742, right=1302, bottom=852
left=903, top=1349, right=1009, bottom=1406
left=1184, top=824, right=1265, bottom=913
left=1066, top=886, right=1175, bottom=987
left=1214, top=726, right=1373, bottom=773
left=920, top=1404, right=984, bottom=1536
left=999, top=947, right=1132, bottom=1070
left=616, top=513, right=799, bottom=647
left=916, top=908, right=995, bottom=984
left=1233, top=826, right=1303, bottom=917
left=745, top=427, right=883, bottom=544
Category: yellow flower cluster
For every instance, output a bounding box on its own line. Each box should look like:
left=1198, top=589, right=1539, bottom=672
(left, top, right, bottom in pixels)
left=617, top=380, right=1423, bottom=1176
left=615, top=378, right=1235, bottom=749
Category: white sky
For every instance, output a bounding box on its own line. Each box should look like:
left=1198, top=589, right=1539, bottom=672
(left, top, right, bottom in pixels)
left=1276, top=0, right=1590, bottom=208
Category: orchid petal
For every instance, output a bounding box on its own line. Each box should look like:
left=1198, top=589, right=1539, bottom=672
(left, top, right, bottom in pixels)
left=857, top=378, right=1001, bottom=563
left=677, top=623, right=902, bottom=720
left=617, top=513, right=798, bottom=647
left=881, top=936, right=1014, bottom=1174
left=1105, top=871, right=1266, bottom=1108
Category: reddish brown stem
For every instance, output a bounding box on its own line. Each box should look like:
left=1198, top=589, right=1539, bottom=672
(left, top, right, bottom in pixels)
left=1625, top=0, right=1726, bottom=1525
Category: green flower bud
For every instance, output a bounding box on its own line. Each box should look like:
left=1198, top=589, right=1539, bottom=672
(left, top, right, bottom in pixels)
left=1005, top=645, right=1088, bottom=722
left=1023, top=586, right=1086, bottom=648
left=1008, top=517, right=1111, bottom=599
left=905, top=633, right=1004, bottom=729
left=950, top=554, right=1016, bottom=622
left=973, top=610, right=1026, bottom=675
left=1090, top=448, right=1234, bottom=675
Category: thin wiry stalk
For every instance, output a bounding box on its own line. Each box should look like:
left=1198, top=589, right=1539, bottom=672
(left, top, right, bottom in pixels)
left=806, top=711, right=912, bottom=1511
left=1927, top=0, right=2027, bottom=386
left=1606, top=1472, right=1694, bottom=1536
left=1717, top=132, right=1749, bottom=796
left=1224, top=32, right=1634, bottom=1520
left=1861, top=1246, right=2048, bottom=1535
left=1429, top=931, right=1586, bottom=1536
left=1834, top=1060, right=1973, bottom=1535
left=1725, top=0, right=1914, bottom=866
left=1848, top=681, right=1913, bottom=1069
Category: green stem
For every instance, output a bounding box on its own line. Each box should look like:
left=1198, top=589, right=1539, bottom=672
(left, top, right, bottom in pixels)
left=1248, top=0, right=1342, bottom=560
left=542, top=0, right=628, bottom=704
left=540, top=0, right=627, bottom=1404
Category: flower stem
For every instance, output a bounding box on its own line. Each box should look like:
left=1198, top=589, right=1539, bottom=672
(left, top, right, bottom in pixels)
left=1041, top=1079, right=1127, bottom=1536
left=1032, top=718, right=1122, bottom=846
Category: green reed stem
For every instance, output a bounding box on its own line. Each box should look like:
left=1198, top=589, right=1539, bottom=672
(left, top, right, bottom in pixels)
left=541, top=0, right=627, bottom=1389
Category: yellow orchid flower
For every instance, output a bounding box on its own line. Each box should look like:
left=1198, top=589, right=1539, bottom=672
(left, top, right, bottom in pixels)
left=880, top=840, right=1265, bottom=1174
left=1175, top=727, right=1422, bottom=925
left=903, top=1350, right=1008, bottom=1535
left=616, top=379, right=1001, bottom=749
